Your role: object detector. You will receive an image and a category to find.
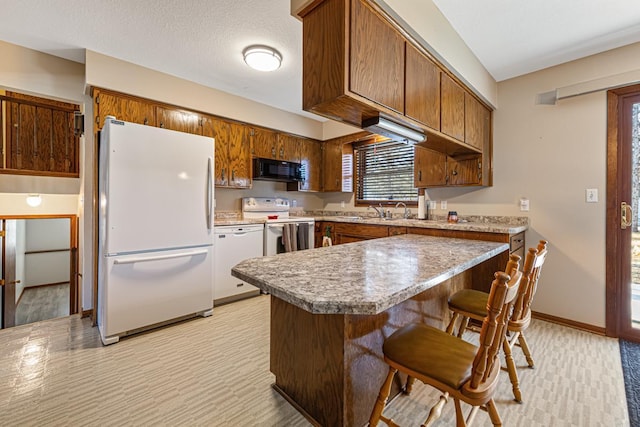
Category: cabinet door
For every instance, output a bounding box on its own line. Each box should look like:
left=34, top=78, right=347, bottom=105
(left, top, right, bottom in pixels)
left=322, top=140, right=343, bottom=192
left=333, top=222, right=389, bottom=245
left=447, top=156, right=482, bottom=186
left=405, top=44, right=440, bottom=130
left=202, top=117, right=229, bottom=186
left=299, top=139, right=322, bottom=192
left=250, top=127, right=278, bottom=159
left=227, top=122, right=251, bottom=188
left=277, top=133, right=301, bottom=162
left=414, top=146, right=447, bottom=187
left=464, top=93, right=490, bottom=151
left=94, top=90, right=155, bottom=130
left=441, top=73, right=465, bottom=142
left=349, top=0, right=404, bottom=113
left=156, top=107, right=202, bottom=135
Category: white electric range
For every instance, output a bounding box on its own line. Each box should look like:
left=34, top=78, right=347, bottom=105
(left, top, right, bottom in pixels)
left=241, top=197, right=315, bottom=255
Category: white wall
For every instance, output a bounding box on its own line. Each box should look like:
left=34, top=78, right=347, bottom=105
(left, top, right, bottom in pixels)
left=14, top=220, right=25, bottom=302
left=24, top=218, right=70, bottom=287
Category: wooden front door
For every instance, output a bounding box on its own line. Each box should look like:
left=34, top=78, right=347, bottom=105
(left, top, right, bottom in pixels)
left=607, top=84, right=640, bottom=342
left=1, top=220, right=17, bottom=328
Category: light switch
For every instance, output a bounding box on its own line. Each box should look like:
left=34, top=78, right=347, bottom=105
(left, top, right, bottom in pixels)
left=441, top=200, right=447, bottom=210
left=586, top=189, right=598, bottom=203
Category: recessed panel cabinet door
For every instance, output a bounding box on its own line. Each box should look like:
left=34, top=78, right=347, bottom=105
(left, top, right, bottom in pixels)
left=157, top=107, right=202, bottom=135
left=94, top=91, right=156, bottom=130
left=250, top=127, right=278, bottom=159
left=414, top=146, right=447, bottom=187
left=405, top=44, right=440, bottom=130
left=441, top=73, right=465, bottom=142
left=349, top=0, right=404, bottom=113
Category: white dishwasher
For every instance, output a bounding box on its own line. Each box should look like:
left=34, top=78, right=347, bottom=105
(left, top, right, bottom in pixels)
left=214, top=224, right=264, bottom=305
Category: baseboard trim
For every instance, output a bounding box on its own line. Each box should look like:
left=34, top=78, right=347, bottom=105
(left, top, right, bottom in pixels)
left=532, top=311, right=606, bottom=335
left=81, top=309, right=93, bottom=318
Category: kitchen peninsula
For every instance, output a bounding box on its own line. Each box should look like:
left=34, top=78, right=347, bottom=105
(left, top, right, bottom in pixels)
left=232, top=234, right=508, bottom=426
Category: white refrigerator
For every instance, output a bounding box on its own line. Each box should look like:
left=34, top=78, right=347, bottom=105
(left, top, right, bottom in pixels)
left=98, top=117, right=214, bottom=345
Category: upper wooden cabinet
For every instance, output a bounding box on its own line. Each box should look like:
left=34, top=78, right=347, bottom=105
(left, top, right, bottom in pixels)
left=299, top=0, right=494, bottom=177
left=414, top=146, right=446, bottom=187
left=350, top=0, right=404, bottom=113
left=290, top=139, right=322, bottom=192
left=203, top=117, right=251, bottom=189
left=250, top=127, right=278, bottom=159
left=277, top=133, right=301, bottom=163
left=440, top=73, right=465, bottom=142
left=1, top=91, right=80, bottom=177
left=157, top=107, right=202, bottom=135
left=405, top=44, right=440, bottom=131
left=93, top=89, right=155, bottom=130
left=464, top=93, right=491, bottom=151
left=322, top=140, right=344, bottom=192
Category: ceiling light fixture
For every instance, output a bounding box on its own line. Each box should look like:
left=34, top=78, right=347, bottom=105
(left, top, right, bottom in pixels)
left=362, top=116, right=426, bottom=144
left=26, top=194, right=42, bottom=207
left=243, top=45, right=282, bottom=72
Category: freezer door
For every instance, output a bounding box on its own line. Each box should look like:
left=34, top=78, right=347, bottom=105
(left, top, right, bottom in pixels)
left=100, top=247, right=213, bottom=339
left=100, top=120, right=214, bottom=254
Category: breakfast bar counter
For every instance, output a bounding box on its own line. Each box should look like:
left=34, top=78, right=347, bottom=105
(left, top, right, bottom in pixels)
left=232, top=234, right=508, bottom=426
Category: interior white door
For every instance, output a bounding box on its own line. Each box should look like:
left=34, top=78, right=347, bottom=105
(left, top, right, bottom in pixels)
left=101, top=120, right=214, bottom=254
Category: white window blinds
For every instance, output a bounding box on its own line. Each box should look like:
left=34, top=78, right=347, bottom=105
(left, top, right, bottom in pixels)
left=355, top=141, right=417, bottom=203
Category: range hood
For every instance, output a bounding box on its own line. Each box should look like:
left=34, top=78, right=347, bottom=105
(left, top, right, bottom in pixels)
left=362, top=115, right=426, bottom=144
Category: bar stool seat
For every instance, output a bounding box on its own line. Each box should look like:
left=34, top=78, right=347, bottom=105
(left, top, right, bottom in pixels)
left=447, top=289, right=489, bottom=319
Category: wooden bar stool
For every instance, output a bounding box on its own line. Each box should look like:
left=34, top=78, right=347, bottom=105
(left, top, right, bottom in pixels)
left=369, top=266, right=522, bottom=427
left=446, top=240, right=548, bottom=403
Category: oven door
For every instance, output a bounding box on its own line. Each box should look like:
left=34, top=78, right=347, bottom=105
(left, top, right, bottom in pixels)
left=264, top=221, right=315, bottom=256
left=265, top=223, right=285, bottom=256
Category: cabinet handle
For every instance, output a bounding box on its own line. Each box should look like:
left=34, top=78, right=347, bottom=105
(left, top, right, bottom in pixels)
left=160, top=122, right=164, bottom=128
left=221, top=168, right=226, bottom=181
left=418, top=170, right=422, bottom=182
left=451, top=170, right=458, bottom=176
left=271, top=147, right=276, bottom=157
left=231, top=169, right=235, bottom=182
left=279, top=148, right=284, bottom=158
left=144, top=118, right=148, bottom=125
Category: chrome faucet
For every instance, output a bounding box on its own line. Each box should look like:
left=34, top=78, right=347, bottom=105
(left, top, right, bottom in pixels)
left=395, top=202, right=410, bottom=219
left=368, top=203, right=384, bottom=218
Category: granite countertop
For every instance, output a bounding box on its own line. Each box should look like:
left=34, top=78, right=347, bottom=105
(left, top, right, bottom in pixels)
left=314, top=216, right=528, bottom=234
left=232, top=234, right=508, bottom=315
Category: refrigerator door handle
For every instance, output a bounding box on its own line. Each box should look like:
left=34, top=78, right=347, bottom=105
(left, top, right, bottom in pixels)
left=113, top=249, right=209, bottom=265
left=207, top=157, right=213, bottom=230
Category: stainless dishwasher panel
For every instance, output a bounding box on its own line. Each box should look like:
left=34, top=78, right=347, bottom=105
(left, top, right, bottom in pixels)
left=213, top=224, right=264, bottom=304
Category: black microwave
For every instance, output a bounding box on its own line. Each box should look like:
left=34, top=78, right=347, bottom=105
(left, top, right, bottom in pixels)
left=253, top=158, right=303, bottom=182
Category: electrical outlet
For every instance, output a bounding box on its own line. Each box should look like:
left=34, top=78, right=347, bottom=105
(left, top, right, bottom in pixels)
left=520, top=198, right=530, bottom=211
left=586, top=188, right=598, bottom=203
left=440, top=200, right=447, bottom=210
left=340, top=201, right=345, bottom=208
left=428, top=201, right=437, bottom=210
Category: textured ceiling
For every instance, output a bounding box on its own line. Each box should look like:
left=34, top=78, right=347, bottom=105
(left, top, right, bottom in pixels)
left=0, top=0, right=639, bottom=118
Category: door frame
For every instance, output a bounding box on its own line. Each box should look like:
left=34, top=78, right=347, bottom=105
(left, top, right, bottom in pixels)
left=0, top=214, right=79, bottom=322
left=606, top=83, right=640, bottom=340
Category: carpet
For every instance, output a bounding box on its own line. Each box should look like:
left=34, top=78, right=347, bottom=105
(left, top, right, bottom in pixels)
left=620, top=339, right=640, bottom=427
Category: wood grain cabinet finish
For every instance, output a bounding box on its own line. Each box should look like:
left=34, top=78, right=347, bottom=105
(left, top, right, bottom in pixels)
left=297, top=139, right=322, bottom=192
left=2, top=92, right=79, bottom=177
left=333, top=222, right=389, bottom=244
left=447, top=156, right=482, bottom=186
left=464, top=92, right=490, bottom=151
left=350, top=0, right=404, bottom=113
left=93, top=89, right=156, bottom=130
left=322, top=140, right=344, bottom=192
left=156, top=107, right=202, bottom=135
left=277, top=133, right=301, bottom=162
left=405, top=44, right=440, bottom=130
left=414, top=146, right=447, bottom=187
left=203, top=116, right=251, bottom=188
left=249, top=127, right=278, bottom=159
left=440, top=73, right=465, bottom=142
